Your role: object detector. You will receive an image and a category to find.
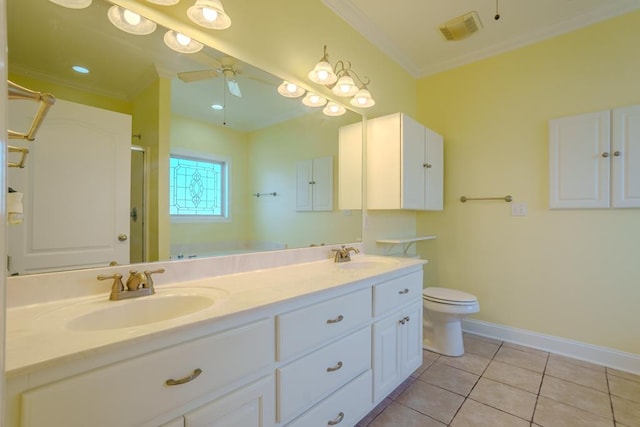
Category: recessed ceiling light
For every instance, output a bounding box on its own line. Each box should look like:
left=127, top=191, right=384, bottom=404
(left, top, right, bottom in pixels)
left=72, top=65, right=90, bottom=74
left=211, top=104, right=224, bottom=110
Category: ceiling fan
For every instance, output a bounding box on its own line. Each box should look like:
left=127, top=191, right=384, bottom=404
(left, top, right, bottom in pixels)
left=177, top=56, right=243, bottom=98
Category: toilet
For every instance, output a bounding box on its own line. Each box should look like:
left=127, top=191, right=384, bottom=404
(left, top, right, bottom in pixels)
left=422, top=287, right=480, bottom=357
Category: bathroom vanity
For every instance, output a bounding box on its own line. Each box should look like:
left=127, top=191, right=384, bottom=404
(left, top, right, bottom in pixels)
left=5, top=250, right=425, bottom=427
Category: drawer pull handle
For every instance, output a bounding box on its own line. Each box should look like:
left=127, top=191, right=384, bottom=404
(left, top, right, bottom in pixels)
left=166, top=368, right=202, bottom=386
left=327, top=315, right=344, bottom=324
left=326, top=361, right=343, bottom=372
left=398, top=288, right=410, bottom=294
left=328, top=411, right=345, bottom=425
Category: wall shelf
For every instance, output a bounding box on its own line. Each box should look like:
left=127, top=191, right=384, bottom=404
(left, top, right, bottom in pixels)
left=376, top=236, right=436, bottom=256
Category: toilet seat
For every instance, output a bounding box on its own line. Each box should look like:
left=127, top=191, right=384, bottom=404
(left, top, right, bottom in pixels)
left=423, top=287, right=478, bottom=306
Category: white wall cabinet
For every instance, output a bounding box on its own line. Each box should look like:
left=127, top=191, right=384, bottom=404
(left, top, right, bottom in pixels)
left=367, top=112, right=443, bottom=210
left=549, top=104, right=640, bottom=209
left=296, top=156, right=333, bottom=212
left=338, top=122, right=362, bottom=210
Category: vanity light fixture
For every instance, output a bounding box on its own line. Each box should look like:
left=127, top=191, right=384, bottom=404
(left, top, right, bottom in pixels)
left=308, top=45, right=375, bottom=108
left=164, top=30, right=203, bottom=53
left=323, top=102, right=346, bottom=117
left=187, top=0, right=231, bottom=30
left=107, top=5, right=157, bottom=35
left=48, top=0, right=92, bottom=9
left=302, top=92, right=327, bottom=108
left=277, top=81, right=305, bottom=98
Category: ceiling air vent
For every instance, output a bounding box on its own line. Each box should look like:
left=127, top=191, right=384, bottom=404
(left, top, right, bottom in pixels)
left=439, top=11, right=483, bottom=41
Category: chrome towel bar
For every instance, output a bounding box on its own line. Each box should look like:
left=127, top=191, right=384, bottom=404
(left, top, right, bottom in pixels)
left=460, top=195, right=512, bottom=203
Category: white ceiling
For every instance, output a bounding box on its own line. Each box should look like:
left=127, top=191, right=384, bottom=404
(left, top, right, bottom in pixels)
left=322, top=0, right=640, bottom=77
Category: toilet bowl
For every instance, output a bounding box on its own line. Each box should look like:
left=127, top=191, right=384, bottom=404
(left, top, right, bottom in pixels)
left=422, top=287, right=480, bottom=357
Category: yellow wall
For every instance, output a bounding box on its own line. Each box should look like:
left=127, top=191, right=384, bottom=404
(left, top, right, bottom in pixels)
left=416, top=11, right=640, bottom=354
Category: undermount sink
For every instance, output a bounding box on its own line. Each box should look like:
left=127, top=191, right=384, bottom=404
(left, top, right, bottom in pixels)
left=52, top=287, right=229, bottom=332
left=337, top=257, right=400, bottom=270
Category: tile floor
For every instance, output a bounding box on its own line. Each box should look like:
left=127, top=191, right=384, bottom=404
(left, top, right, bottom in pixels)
left=356, top=333, right=640, bottom=427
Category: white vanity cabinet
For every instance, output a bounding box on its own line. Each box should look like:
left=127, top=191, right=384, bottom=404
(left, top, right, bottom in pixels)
left=367, top=112, right=443, bottom=211
left=549, top=104, right=640, bottom=209
left=296, top=156, right=333, bottom=212
left=372, top=271, right=424, bottom=402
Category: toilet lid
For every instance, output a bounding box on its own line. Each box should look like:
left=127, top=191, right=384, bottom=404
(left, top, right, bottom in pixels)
left=423, top=287, right=478, bottom=304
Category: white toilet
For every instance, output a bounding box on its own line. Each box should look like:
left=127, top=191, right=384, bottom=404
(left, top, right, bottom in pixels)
left=422, top=287, right=480, bottom=356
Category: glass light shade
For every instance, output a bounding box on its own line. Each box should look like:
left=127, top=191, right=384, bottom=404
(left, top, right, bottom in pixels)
left=49, top=0, right=92, bottom=8
left=277, top=81, right=305, bottom=98
left=164, top=30, right=203, bottom=53
left=107, top=5, right=157, bottom=35
left=350, top=88, right=375, bottom=108
left=323, top=102, right=346, bottom=117
left=187, top=0, right=231, bottom=30
left=332, top=74, right=358, bottom=97
left=307, top=61, right=337, bottom=85
left=146, top=0, right=180, bottom=4
left=302, top=92, right=327, bottom=107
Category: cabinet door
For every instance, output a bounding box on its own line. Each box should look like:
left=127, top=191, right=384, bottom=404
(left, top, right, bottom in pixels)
left=424, top=128, right=444, bottom=210
left=338, top=122, right=362, bottom=210
left=612, top=104, right=640, bottom=208
left=549, top=111, right=611, bottom=209
left=296, top=159, right=314, bottom=212
left=400, top=302, right=423, bottom=377
left=401, top=114, right=427, bottom=210
left=373, top=314, right=402, bottom=402
left=184, top=376, right=275, bottom=427
left=312, top=156, right=334, bottom=211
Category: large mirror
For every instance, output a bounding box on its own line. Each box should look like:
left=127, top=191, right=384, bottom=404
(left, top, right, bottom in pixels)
left=6, top=0, right=362, bottom=275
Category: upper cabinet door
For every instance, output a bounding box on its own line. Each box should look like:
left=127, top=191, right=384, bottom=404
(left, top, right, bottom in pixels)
left=612, top=104, right=640, bottom=208
left=296, top=156, right=333, bottom=212
left=424, top=128, right=444, bottom=211
left=549, top=110, right=611, bottom=209
left=401, top=115, right=427, bottom=210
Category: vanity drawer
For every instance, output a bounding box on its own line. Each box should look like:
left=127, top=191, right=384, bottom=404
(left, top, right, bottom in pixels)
left=373, top=271, right=422, bottom=316
left=20, top=318, right=274, bottom=427
left=277, top=326, right=371, bottom=423
left=277, top=287, right=371, bottom=361
left=286, top=370, right=372, bottom=427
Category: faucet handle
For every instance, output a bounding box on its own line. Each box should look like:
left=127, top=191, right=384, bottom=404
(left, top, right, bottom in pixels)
left=143, top=268, right=165, bottom=289
left=97, top=273, right=124, bottom=295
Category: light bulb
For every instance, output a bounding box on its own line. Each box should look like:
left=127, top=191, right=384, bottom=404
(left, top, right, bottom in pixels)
left=202, top=7, right=218, bottom=22
left=176, top=33, right=191, bottom=46
left=286, top=83, right=298, bottom=94
left=123, top=9, right=141, bottom=25
left=316, top=70, right=329, bottom=81
left=310, top=94, right=320, bottom=103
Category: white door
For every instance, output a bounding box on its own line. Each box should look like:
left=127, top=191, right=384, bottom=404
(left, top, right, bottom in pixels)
left=401, top=302, right=423, bottom=376
left=373, top=314, right=401, bottom=402
left=612, top=104, right=640, bottom=208
left=549, top=110, right=611, bottom=209
left=295, top=159, right=313, bottom=212
left=8, top=99, right=131, bottom=274
left=424, top=128, right=444, bottom=211
left=311, top=156, right=333, bottom=211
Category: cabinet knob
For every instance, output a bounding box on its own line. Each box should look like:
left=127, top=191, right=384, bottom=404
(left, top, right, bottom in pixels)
left=398, top=288, right=410, bottom=295
left=399, top=318, right=406, bottom=325
left=613, top=151, right=621, bottom=157
left=602, top=152, right=610, bottom=158
left=423, top=163, right=432, bottom=168
left=328, top=412, right=345, bottom=425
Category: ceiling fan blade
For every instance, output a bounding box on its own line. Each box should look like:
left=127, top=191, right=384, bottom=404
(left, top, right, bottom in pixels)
left=177, top=69, right=219, bottom=83
left=227, top=79, right=242, bottom=98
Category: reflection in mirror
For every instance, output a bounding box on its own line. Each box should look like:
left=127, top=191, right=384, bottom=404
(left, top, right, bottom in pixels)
left=6, top=0, right=362, bottom=276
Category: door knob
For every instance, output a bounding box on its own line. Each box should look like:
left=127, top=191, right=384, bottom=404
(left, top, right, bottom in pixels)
left=118, top=234, right=128, bottom=241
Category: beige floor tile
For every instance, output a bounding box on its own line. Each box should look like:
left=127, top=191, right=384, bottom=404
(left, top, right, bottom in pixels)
left=610, top=375, right=640, bottom=403
left=549, top=353, right=606, bottom=372
left=469, top=377, right=537, bottom=420
left=533, top=396, right=614, bottom=427
left=483, top=359, right=543, bottom=393
left=396, top=380, right=464, bottom=424
left=462, top=334, right=501, bottom=358
left=546, top=357, right=608, bottom=392
left=611, top=396, right=640, bottom=427
left=451, top=398, right=529, bottom=427
left=437, top=352, right=491, bottom=375
left=419, top=360, right=479, bottom=396
left=540, top=375, right=612, bottom=419
left=494, top=346, right=548, bottom=373
left=608, top=368, right=640, bottom=384
left=411, top=349, right=440, bottom=377
left=503, top=341, right=550, bottom=358
left=367, top=402, right=446, bottom=427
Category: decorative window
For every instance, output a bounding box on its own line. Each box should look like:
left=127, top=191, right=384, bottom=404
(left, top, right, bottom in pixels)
left=169, top=153, right=228, bottom=219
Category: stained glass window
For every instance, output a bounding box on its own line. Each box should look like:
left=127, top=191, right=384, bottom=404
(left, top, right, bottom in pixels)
left=169, top=154, right=227, bottom=217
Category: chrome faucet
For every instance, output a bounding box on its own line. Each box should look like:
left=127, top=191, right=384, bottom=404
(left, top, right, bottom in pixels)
left=98, top=268, right=165, bottom=300
left=331, top=245, right=360, bottom=263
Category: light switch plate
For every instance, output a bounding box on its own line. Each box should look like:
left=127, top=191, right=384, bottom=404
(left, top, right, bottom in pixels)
left=511, top=202, right=528, bottom=216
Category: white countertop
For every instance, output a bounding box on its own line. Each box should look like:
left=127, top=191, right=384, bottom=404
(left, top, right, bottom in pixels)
left=6, top=255, right=426, bottom=378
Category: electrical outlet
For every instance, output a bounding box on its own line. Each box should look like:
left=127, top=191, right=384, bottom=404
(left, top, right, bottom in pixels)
left=511, top=202, right=528, bottom=217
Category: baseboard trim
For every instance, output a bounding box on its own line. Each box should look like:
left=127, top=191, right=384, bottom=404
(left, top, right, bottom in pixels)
left=462, top=319, right=640, bottom=375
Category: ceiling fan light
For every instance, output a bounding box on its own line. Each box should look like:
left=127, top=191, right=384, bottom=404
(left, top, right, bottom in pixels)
left=277, top=81, right=305, bottom=98
left=187, top=0, right=231, bottom=30
left=146, top=0, right=180, bottom=5
left=323, top=102, right=346, bottom=117
left=350, top=88, right=375, bottom=108
left=302, top=92, right=327, bottom=107
left=332, top=74, right=358, bottom=97
left=164, top=30, right=203, bottom=53
left=107, top=5, right=157, bottom=35
left=307, top=61, right=337, bottom=85
left=48, top=0, right=92, bottom=9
